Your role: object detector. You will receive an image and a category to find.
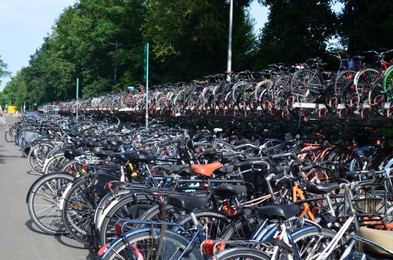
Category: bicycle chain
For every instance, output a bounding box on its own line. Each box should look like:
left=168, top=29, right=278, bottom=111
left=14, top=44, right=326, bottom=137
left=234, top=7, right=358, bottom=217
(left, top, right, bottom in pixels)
left=146, top=222, right=167, bottom=260
left=147, top=224, right=154, bottom=260
left=155, top=222, right=167, bottom=260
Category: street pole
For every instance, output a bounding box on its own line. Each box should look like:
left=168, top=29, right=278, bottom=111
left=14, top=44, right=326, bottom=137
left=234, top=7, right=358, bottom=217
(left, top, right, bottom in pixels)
left=144, top=43, right=149, bottom=130
left=226, top=0, right=234, bottom=82
left=76, top=77, right=79, bottom=122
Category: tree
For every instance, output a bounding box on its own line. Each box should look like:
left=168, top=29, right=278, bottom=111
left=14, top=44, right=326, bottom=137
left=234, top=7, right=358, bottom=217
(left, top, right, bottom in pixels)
left=52, top=0, right=146, bottom=97
left=0, top=55, right=10, bottom=85
left=256, top=0, right=337, bottom=67
left=143, top=0, right=255, bottom=82
left=338, top=0, right=393, bottom=55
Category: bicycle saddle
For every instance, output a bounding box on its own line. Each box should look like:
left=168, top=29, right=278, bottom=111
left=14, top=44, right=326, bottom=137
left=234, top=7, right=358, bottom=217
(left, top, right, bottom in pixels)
left=64, top=149, right=85, bottom=160
left=167, top=195, right=208, bottom=212
left=112, top=151, right=137, bottom=163
left=130, top=150, right=156, bottom=164
left=258, top=204, right=300, bottom=220
left=305, top=182, right=340, bottom=194
left=95, top=150, right=115, bottom=158
left=214, top=184, right=248, bottom=198
left=191, top=162, right=224, bottom=177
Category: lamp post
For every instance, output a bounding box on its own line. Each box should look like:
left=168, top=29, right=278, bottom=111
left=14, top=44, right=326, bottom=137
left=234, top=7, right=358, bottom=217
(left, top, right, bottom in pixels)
left=144, top=43, right=149, bottom=130
left=226, top=0, right=234, bottom=82
left=76, top=78, right=79, bottom=122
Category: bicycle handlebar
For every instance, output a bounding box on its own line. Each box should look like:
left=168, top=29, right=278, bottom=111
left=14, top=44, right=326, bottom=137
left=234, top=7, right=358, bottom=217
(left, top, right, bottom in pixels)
left=301, top=160, right=336, bottom=172
left=270, top=152, right=297, bottom=160
left=363, top=49, right=393, bottom=59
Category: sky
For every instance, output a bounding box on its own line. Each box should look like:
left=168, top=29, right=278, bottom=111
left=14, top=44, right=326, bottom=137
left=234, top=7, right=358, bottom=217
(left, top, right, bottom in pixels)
left=0, top=0, right=268, bottom=90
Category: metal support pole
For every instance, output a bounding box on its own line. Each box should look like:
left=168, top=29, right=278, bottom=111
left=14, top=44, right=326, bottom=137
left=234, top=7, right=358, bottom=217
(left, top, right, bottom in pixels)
left=226, top=0, right=233, bottom=82
left=145, top=43, right=149, bottom=130
left=76, top=77, right=79, bottom=122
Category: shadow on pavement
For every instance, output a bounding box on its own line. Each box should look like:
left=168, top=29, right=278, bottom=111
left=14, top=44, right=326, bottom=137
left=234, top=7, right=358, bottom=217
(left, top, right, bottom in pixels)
left=26, top=170, right=42, bottom=176
left=0, top=154, right=22, bottom=164
left=25, top=218, right=96, bottom=258
left=54, top=235, right=88, bottom=250
left=24, top=218, right=54, bottom=236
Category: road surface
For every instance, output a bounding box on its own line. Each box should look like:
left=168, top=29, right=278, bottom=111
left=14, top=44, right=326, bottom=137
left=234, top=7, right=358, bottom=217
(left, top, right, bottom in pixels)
left=0, top=116, right=94, bottom=259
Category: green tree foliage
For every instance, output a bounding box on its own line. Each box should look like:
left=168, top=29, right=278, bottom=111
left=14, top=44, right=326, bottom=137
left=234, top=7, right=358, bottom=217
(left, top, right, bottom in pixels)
left=143, top=0, right=255, bottom=82
left=338, top=0, right=393, bottom=55
left=257, top=0, right=337, bottom=67
left=52, top=0, right=146, bottom=97
left=3, top=0, right=393, bottom=109
left=0, top=68, right=28, bottom=109
left=0, top=55, right=10, bottom=85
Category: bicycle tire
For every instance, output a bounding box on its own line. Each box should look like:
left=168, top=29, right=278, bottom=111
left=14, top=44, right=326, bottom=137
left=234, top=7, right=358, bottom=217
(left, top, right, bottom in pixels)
left=290, top=69, right=321, bottom=102
left=4, top=127, right=15, bottom=142
left=231, top=81, right=249, bottom=102
left=93, top=190, right=131, bottom=233
left=26, top=172, right=75, bottom=235
left=383, top=65, right=393, bottom=101
left=291, top=226, right=344, bottom=259
left=334, top=69, right=356, bottom=98
left=173, top=209, right=231, bottom=240
left=43, top=153, right=68, bottom=174
left=368, top=78, right=385, bottom=108
left=60, top=159, right=85, bottom=176
left=62, top=173, right=115, bottom=246
left=215, top=247, right=271, bottom=260
left=98, top=191, right=154, bottom=246
left=100, top=228, right=204, bottom=260
left=219, top=212, right=260, bottom=240
left=354, top=68, right=379, bottom=100
left=27, top=142, right=54, bottom=175
left=137, top=203, right=178, bottom=223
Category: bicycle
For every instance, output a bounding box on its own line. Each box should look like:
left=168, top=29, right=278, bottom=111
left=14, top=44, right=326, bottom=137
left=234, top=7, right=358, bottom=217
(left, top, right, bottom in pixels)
left=313, top=171, right=393, bottom=259
left=353, top=49, right=393, bottom=112
left=97, top=194, right=215, bottom=259
left=290, top=52, right=356, bottom=105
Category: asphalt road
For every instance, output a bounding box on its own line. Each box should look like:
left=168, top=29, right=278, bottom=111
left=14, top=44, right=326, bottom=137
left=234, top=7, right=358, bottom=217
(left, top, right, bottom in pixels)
left=0, top=116, right=94, bottom=260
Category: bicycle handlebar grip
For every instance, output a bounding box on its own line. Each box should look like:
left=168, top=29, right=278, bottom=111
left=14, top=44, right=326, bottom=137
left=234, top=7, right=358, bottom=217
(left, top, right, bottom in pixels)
left=345, top=169, right=375, bottom=180
left=271, top=165, right=290, bottom=174
left=301, top=163, right=314, bottom=172
left=233, top=159, right=270, bottom=168
left=270, top=152, right=294, bottom=159
left=301, top=160, right=335, bottom=171
left=233, top=143, right=260, bottom=151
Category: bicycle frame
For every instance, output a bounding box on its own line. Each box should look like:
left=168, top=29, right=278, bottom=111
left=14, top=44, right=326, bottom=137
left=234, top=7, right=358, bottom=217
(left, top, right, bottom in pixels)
left=314, top=176, right=393, bottom=260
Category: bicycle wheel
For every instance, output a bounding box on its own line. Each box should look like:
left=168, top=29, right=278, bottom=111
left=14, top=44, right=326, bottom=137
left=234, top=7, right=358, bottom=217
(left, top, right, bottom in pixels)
left=231, top=81, right=249, bottom=102
left=43, top=153, right=69, bottom=174
left=173, top=209, right=231, bottom=240
left=27, top=172, right=75, bottom=235
left=334, top=69, right=356, bottom=98
left=4, top=127, right=15, bottom=142
left=28, top=143, right=54, bottom=175
left=137, top=204, right=178, bottom=223
left=60, top=159, right=85, bottom=176
left=354, top=68, right=379, bottom=101
left=292, top=226, right=344, bottom=259
left=215, top=247, right=270, bottom=260
left=99, top=228, right=204, bottom=260
left=368, top=78, right=385, bottom=108
left=62, top=174, right=105, bottom=246
left=290, top=69, right=321, bottom=102
left=98, top=191, right=154, bottom=246
left=383, top=65, right=393, bottom=101
left=219, top=212, right=260, bottom=240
